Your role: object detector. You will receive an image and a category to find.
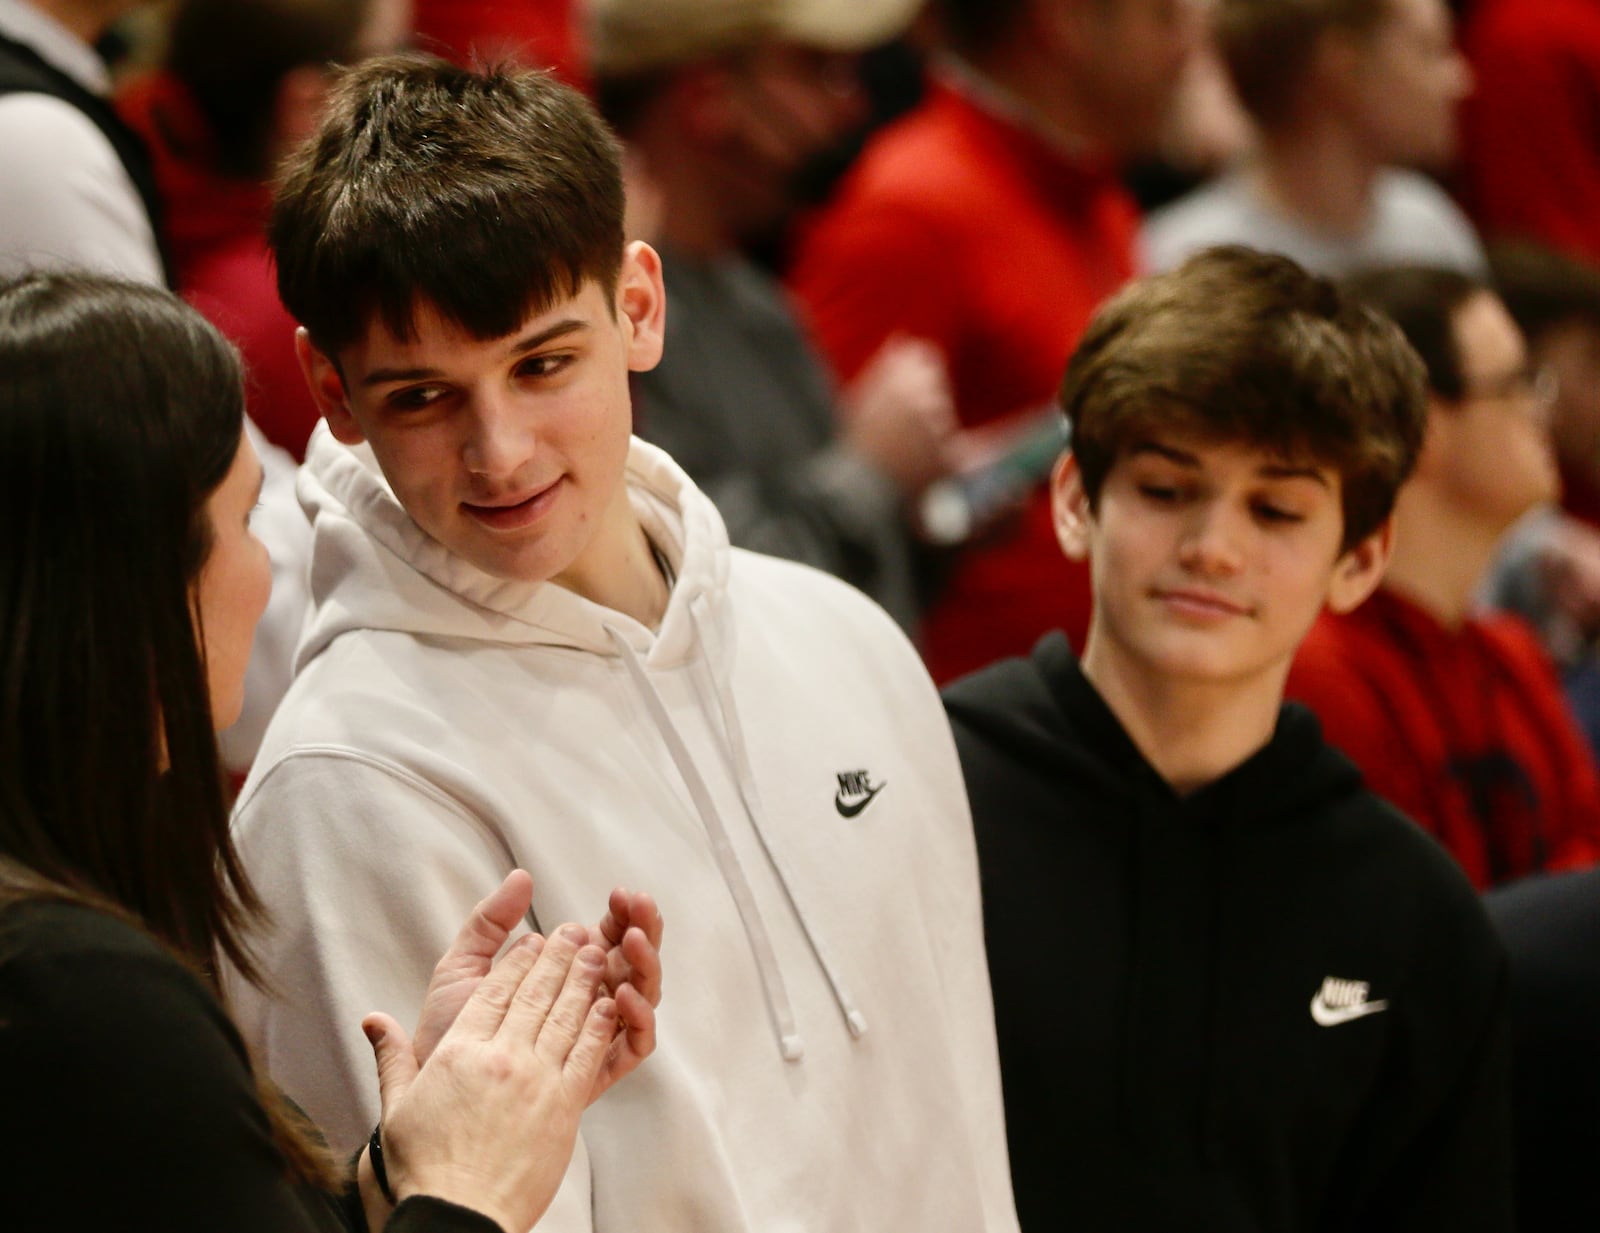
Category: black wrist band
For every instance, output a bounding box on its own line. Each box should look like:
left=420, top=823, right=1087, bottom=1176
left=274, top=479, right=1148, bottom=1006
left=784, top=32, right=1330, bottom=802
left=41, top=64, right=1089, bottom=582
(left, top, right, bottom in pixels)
left=368, top=1124, right=398, bottom=1206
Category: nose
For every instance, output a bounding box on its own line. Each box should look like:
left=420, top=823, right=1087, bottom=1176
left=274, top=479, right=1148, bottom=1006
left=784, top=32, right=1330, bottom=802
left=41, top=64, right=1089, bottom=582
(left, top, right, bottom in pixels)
left=1177, top=499, right=1247, bottom=577
left=461, top=392, right=530, bottom=483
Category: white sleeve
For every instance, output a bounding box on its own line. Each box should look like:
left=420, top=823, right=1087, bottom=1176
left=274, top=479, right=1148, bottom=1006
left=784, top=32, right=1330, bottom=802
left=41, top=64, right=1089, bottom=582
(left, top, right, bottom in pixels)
left=225, top=750, right=595, bottom=1231
left=0, top=93, right=163, bottom=284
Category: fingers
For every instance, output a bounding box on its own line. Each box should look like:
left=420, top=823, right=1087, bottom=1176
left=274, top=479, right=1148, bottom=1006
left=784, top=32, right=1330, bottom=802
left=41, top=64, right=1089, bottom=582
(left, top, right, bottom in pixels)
left=586, top=982, right=657, bottom=1104
left=447, top=931, right=545, bottom=1039
left=613, top=982, right=657, bottom=1066
left=597, top=885, right=644, bottom=947
left=618, top=924, right=663, bottom=1007
left=441, top=870, right=535, bottom=974
left=499, top=926, right=606, bottom=1049
left=364, top=1012, right=419, bottom=1116
left=564, top=997, right=620, bottom=1092
left=629, top=891, right=664, bottom=952
left=599, top=889, right=663, bottom=992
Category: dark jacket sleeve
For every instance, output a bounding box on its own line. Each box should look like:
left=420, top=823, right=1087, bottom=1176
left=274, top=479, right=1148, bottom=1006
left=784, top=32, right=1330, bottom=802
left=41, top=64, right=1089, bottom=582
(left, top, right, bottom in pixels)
left=0, top=924, right=341, bottom=1231
left=1343, top=881, right=1516, bottom=1233
left=0, top=910, right=514, bottom=1233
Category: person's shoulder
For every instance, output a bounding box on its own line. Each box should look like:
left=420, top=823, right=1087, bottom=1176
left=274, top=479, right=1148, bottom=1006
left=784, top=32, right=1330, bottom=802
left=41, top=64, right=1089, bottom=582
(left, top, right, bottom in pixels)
left=1290, top=607, right=1400, bottom=684
left=0, top=898, right=235, bottom=1056
left=0, top=88, right=114, bottom=158
left=1312, top=772, right=1497, bottom=931
left=814, top=88, right=1004, bottom=225
left=728, top=546, right=907, bottom=638
left=0, top=898, right=167, bottom=968
left=1471, top=607, right=1555, bottom=666
left=1140, top=173, right=1252, bottom=269
left=944, top=633, right=1077, bottom=769
left=1374, top=170, right=1482, bottom=247
left=943, top=645, right=1056, bottom=728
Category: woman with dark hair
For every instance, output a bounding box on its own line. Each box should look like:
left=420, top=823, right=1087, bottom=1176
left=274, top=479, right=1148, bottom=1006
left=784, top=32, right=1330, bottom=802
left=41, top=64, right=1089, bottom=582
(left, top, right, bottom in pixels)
left=0, top=270, right=661, bottom=1232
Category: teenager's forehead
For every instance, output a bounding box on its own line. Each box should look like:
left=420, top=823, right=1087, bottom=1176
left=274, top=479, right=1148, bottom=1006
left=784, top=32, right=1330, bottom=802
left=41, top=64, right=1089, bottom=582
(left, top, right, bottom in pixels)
left=1121, top=432, right=1338, bottom=482
left=349, top=281, right=615, bottom=355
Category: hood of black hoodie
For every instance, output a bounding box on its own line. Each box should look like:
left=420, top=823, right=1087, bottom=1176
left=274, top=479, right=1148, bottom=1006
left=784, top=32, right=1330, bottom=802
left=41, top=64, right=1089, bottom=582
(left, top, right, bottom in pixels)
left=944, top=632, right=1366, bottom=831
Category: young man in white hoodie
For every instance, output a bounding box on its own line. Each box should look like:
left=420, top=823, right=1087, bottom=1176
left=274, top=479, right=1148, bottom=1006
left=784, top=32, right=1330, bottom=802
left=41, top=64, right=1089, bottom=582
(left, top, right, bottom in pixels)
left=226, top=52, right=1018, bottom=1233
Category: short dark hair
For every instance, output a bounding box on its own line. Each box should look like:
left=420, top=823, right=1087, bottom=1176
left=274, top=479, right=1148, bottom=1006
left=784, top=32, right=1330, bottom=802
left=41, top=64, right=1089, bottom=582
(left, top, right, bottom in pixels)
left=1488, top=241, right=1600, bottom=348
left=1216, top=0, right=1392, bottom=128
left=167, top=0, right=372, bottom=180
left=271, top=54, right=627, bottom=355
left=1341, top=264, right=1486, bottom=401
left=1062, top=245, right=1428, bottom=550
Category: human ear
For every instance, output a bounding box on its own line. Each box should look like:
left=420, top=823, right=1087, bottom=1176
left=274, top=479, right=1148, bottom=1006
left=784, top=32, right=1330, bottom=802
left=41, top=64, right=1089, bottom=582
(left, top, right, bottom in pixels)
left=295, top=328, right=364, bottom=446
left=1326, top=516, right=1395, bottom=614
left=1050, top=451, right=1094, bottom=561
left=618, top=241, right=667, bottom=375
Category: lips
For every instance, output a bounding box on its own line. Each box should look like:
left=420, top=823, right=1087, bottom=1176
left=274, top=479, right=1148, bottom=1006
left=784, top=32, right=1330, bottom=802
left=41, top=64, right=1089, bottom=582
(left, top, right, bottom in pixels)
left=1152, top=587, right=1252, bottom=621
left=462, top=477, right=562, bottom=531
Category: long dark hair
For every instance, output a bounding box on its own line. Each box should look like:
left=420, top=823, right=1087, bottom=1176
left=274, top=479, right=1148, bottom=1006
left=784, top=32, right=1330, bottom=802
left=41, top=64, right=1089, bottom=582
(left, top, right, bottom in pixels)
left=0, top=271, right=330, bottom=1181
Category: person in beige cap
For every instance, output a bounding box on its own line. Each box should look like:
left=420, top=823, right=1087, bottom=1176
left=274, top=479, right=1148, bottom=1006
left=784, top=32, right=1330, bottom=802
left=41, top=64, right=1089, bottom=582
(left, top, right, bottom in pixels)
left=592, top=0, right=962, bottom=633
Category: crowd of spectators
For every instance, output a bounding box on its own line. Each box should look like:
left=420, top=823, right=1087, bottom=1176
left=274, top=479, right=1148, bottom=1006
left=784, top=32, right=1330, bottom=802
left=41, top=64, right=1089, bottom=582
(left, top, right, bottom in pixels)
left=5, top=0, right=1600, bottom=1228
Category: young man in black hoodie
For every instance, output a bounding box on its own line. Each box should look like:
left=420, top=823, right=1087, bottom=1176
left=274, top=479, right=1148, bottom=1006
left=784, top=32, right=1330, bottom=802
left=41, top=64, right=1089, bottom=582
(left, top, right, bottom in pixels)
left=946, top=245, right=1513, bottom=1232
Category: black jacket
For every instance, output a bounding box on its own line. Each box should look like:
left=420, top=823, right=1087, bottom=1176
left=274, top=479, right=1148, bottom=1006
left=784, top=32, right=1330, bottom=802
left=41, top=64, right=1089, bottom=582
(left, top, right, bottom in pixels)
left=0, top=900, right=498, bottom=1233
left=946, top=633, right=1513, bottom=1233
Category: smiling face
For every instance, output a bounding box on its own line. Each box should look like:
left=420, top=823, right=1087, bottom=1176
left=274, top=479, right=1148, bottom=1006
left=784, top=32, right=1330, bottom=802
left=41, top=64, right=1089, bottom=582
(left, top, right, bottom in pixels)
left=1057, top=434, right=1390, bottom=703
left=297, top=243, right=666, bottom=596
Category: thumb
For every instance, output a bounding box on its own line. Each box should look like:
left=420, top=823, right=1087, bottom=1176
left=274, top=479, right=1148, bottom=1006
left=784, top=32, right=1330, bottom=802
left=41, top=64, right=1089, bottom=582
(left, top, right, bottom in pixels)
left=363, top=1012, right=418, bottom=1116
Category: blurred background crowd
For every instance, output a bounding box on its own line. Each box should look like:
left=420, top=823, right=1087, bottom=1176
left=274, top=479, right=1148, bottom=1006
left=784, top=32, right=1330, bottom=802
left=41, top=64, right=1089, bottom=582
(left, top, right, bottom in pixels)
left=6, top=0, right=1600, bottom=1227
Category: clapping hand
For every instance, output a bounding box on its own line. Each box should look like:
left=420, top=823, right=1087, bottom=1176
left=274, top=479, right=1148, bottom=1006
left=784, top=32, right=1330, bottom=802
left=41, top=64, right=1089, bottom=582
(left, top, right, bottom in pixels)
left=361, top=923, right=623, bottom=1232
left=409, top=872, right=662, bottom=1098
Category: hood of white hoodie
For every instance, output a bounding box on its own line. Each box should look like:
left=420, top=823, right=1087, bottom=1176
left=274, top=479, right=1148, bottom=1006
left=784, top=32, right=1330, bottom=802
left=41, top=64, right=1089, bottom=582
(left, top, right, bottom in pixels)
left=294, top=423, right=731, bottom=673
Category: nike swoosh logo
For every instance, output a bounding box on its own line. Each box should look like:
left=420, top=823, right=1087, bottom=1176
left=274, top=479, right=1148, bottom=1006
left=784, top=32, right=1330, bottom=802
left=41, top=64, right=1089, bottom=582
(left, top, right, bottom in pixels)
left=1310, top=994, right=1389, bottom=1027
left=835, top=783, right=885, bottom=818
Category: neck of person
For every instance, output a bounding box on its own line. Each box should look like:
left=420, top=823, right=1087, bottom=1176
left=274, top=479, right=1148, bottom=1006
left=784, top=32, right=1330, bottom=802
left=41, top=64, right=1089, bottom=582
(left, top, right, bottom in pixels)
left=953, top=44, right=1110, bottom=159
left=1382, top=486, right=1508, bottom=630
left=552, top=496, right=671, bottom=630
left=1079, top=628, right=1284, bottom=798
left=1251, top=118, right=1381, bottom=238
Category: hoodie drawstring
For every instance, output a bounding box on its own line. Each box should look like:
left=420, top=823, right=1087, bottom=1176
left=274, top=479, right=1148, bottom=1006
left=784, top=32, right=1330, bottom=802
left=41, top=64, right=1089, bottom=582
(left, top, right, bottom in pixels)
left=687, top=598, right=869, bottom=1042
left=604, top=610, right=868, bottom=1063
left=605, top=624, right=806, bottom=1061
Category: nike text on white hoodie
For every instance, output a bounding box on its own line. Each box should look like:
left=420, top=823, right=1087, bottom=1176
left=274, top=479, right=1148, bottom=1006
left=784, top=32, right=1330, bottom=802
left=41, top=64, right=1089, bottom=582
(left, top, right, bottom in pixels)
left=225, top=427, right=1019, bottom=1233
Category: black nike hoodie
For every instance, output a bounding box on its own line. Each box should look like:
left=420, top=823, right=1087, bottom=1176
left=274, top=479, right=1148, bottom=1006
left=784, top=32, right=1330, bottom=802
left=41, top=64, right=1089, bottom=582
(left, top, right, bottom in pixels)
left=946, top=633, right=1512, bottom=1233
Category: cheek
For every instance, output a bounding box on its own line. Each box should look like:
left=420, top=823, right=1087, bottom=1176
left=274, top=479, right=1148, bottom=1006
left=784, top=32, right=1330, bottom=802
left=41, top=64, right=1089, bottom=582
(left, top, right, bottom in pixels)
left=247, top=537, right=273, bottom=623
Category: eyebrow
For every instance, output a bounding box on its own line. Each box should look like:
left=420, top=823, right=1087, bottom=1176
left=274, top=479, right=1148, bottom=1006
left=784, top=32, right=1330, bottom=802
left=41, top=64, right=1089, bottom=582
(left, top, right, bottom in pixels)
left=1129, top=441, right=1330, bottom=488
left=358, top=318, right=589, bottom=388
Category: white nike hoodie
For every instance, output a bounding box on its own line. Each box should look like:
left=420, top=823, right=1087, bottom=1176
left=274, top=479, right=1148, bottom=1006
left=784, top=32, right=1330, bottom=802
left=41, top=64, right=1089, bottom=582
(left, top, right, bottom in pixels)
left=226, top=427, right=1018, bottom=1233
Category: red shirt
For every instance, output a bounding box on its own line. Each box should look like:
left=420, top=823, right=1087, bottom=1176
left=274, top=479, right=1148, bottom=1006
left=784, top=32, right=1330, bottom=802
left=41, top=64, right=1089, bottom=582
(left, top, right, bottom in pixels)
left=117, top=73, right=319, bottom=460
left=789, top=76, right=1140, bottom=680
left=1287, top=586, right=1600, bottom=888
left=1460, top=0, right=1600, bottom=263
left=412, top=0, right=587, bottom=92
